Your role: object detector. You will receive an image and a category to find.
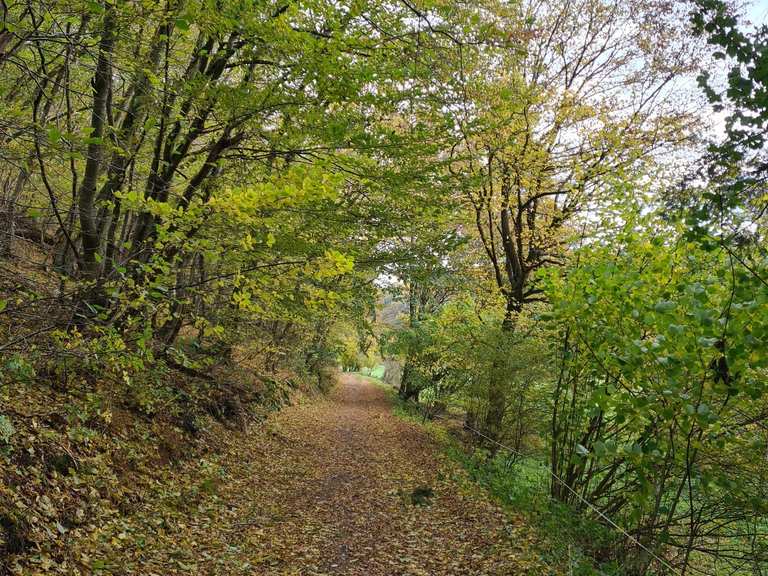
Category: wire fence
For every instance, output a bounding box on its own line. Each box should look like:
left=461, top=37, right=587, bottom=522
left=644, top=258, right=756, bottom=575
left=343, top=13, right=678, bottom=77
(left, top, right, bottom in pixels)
left=438, top=414, right=684, bottom=576
left=396, top=395, right=768, bottom=576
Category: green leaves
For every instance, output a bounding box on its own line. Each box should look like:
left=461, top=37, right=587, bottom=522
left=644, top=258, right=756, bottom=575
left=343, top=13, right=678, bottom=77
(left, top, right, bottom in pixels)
left=0, top=414, right=15, bottom=444
left=47, top=125, right=62, bottom=144
left=697, top=336, right=719, bottom=348
left=545, top=205, right=768, bottom=556
left=668, top=323, right=685, bottom=335
left=653, top=300, right=676, bottom=313
left=174, top=16, right=190, bottom=31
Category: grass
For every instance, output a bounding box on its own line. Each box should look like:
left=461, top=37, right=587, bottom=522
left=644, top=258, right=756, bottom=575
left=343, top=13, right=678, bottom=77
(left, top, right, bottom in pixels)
left=349, top=371, right=388, bottom=387
left=359, top=364, right=386, bottom=379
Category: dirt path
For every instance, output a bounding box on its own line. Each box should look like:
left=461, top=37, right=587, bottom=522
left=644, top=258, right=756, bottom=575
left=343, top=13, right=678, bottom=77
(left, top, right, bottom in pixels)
left=203, top=373, right=545, bottom=576
left=119, top=374, right=547, bottom=575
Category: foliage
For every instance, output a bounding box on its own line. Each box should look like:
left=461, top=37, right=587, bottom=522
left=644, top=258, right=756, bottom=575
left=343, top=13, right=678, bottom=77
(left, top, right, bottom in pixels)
left=542, top=208, right=768, bottom=571
left=692, top=0, right=768, bottom=174
left=0, top=415, right=14, bottom=445
left=0, top=0, right=766, bottom=574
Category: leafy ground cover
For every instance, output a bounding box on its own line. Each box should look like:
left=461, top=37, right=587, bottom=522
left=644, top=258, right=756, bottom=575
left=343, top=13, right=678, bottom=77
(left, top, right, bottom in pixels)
left=3, top=372, right=549, bottom=575
left=389, top=392, right=618, bottom=576
left=204, top=372, right=549, bottom=575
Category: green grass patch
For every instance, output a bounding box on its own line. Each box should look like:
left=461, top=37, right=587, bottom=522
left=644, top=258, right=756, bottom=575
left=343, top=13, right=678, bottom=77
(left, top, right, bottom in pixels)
left=349, top=371, right=386, bottom=386
left=358, top=364, right=386, bottom=379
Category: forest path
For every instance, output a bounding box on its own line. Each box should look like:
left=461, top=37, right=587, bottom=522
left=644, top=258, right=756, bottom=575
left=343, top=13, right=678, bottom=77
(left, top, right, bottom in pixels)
left=207, top=373, right=545, bottom=575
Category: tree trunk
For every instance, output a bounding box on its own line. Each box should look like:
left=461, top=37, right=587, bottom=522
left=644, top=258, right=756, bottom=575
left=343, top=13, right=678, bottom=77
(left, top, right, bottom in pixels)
left=482, top=297, right=519, bottom=445
left=78, top=5, right=116, bottom=281
left=0, top=163, right=29, bottom=258
left=398, top=360, right=419, bottom=401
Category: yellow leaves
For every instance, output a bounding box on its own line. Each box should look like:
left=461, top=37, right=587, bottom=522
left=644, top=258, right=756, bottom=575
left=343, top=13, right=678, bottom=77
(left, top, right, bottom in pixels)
left=194, top=317, right=224, bottom=339
left=303, top=285, right=341, bottom=311
left=292, top=250, right=356, bottom=312
left=241, top=233, right=254, bottom=251
left=210, top=166, right=343, bottom=222
left=232, top=289, right=262, bottom=314
left=314, top=249, right=355, bottom=279
left=119, top=192, right=177, bottom=221
left=554, top=90, right=598, bottom=124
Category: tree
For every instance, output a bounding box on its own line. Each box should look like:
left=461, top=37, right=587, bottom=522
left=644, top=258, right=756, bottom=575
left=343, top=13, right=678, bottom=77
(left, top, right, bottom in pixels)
left=380, top=225, right=464, bottom=401
left=544, top=206, right=768, bottom=573
left=445, top=0, right=701, bottom=440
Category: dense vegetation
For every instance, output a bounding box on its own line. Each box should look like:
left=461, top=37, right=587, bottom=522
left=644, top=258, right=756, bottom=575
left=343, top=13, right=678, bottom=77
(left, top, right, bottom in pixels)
left=0, top=0, right=766, bottom=573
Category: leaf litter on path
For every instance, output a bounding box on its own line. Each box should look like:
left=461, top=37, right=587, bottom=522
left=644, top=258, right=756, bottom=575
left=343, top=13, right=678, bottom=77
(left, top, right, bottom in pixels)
left=56, top=374, right=550, bottom=575
left=202, top=373, right=549, bottom=575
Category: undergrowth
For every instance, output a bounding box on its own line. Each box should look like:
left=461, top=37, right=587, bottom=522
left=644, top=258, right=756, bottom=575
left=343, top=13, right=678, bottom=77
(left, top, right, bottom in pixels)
left=0, top=347, right=319, bottom=574
left=388, top=391, right=623, bottom=576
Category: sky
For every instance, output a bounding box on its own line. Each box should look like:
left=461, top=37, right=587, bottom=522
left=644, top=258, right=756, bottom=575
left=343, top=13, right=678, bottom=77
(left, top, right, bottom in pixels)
left=747, top=0, right=768, bottom=25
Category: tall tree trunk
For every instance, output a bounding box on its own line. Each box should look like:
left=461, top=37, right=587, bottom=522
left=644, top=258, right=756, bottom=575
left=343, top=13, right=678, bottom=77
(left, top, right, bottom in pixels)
left=0, top=163, right=29, bottom=258
left=96, top=18, right=170, bottom=276
left=78, top=5, right=116, bottom=281
left=483, top=297, right=519, bottom=445
left=398, top=360, right=419, bottom=401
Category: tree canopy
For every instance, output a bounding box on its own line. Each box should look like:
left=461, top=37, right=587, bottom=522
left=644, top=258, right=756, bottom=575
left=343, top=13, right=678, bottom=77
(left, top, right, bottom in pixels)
left=1, top=0, right=767, bottom=574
